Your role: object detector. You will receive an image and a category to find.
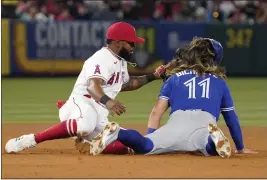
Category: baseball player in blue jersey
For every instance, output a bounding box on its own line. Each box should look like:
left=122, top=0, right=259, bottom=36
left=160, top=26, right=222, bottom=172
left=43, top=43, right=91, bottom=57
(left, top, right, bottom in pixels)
left=85, top=37, right=258, bottom=158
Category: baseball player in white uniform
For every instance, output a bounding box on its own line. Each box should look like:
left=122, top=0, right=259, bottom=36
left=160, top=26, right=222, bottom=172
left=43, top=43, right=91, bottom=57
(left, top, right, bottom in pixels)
left=5, top=21, right=163, bottom=153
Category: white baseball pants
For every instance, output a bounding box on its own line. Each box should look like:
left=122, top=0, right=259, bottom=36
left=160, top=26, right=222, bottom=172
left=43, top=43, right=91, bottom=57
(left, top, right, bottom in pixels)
left=59, top=94, right=109, bottom=140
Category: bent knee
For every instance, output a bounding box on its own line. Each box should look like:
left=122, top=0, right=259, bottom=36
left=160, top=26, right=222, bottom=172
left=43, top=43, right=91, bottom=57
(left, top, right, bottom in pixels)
left=76, top=116, right=97, bottom=137
left=59, top=105, right=71, bottom=122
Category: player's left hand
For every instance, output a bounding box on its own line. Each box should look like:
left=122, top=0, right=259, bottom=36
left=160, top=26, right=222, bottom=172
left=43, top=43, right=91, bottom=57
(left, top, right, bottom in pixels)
left=154, top=65, right=166, bottom=80
left=235, top=148, right=258, bottom=155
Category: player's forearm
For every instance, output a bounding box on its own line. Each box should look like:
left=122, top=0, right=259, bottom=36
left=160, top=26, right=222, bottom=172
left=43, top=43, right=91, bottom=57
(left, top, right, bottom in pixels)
left=87, top=79, right=106, bottom=102
left=222, top=111, right=244, bottom=151
left=147, top=109, right=164, bottom=131
left=147, top=113, right=161, bottom=129
left=147, top=99, right=169, bottom=134
left=121, top=74, right=156, bottom=91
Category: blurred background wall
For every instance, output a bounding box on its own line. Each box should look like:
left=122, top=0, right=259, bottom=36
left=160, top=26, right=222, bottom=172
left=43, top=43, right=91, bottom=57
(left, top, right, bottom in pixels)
left=2, top=0, right=267, bottom=77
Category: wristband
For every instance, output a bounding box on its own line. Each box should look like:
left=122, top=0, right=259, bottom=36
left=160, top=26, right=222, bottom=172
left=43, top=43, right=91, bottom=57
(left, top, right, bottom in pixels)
left=146, top=74, right=156, bottom=82
left=147, top=128, right=156, bottom=134
left=100, top=94, right=111, bottom=105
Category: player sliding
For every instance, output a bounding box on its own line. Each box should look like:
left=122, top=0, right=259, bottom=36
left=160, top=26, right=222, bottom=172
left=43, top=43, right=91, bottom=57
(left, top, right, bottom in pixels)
left=87, top=37, right=258, bottom=158
left=5, top=21, right=164, bottom=154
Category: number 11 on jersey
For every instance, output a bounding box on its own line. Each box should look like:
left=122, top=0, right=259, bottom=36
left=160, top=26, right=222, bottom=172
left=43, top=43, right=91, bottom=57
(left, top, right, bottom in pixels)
left=184, top=77, right=210, bottom=99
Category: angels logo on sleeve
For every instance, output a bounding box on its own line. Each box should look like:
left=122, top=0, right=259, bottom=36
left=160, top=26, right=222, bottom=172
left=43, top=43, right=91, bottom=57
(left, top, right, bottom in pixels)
left=94, top=64, right=101, bottom=74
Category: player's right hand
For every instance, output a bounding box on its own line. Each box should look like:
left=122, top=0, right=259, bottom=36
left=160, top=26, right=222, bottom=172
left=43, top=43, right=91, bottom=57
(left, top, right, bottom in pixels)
left=155, top=65, right=169, bottom=82
left=154, top=65, right=166, bottom=79
left=106, top=99, right=126, bottom=116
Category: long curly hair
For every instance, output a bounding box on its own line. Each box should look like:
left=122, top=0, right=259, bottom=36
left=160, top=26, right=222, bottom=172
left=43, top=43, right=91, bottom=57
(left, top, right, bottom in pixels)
left=165, top=37, right=226, bottom=80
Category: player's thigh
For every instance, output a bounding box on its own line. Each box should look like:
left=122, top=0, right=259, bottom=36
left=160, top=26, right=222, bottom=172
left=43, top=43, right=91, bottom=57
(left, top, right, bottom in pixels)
left=189, top=127, right=210, bottom=156
left=144, top=111, right=191, bottom=154
left=84, top=102, right=110, bottom=141
left=144, top=122, right=184, bottom=155
left=187, top=111, right=217, bottom=156
left=68, top=97, right=99, bottom=137
left=88, top=101, right=110, bottom=139
left=59, top=100, right=73, bottom=122
left=145, top=110, right=216, bottom=155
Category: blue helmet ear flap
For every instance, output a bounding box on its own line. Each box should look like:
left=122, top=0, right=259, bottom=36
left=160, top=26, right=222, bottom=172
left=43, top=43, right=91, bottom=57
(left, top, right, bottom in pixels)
left=208, top=38, right=223, bottom=65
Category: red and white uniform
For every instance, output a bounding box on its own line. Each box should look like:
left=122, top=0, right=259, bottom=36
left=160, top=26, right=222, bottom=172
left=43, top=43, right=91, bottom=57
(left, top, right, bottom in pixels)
left=59, top=47, right=129, bottom=140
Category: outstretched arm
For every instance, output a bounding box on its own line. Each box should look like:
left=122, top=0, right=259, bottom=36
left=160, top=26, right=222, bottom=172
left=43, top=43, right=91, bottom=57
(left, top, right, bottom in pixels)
left=221, top=82, right=244, bottom=151
left=121, top=65, right=166, bottom=91
left=221, top=110, right=244, bottom=151
left=121, top=74, right=155, bottom=91
left=146, top=75, right=173, bottom=134
left=147, top=98, right=169, bottom=133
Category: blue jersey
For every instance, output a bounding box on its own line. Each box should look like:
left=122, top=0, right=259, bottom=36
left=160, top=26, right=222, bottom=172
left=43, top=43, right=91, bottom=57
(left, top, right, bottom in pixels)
left=159, top=70, right=234, bottom=120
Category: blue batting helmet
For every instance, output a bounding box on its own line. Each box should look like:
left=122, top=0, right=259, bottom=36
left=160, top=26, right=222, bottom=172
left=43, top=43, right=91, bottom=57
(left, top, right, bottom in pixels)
left=207, top=38, right=223, bottom=65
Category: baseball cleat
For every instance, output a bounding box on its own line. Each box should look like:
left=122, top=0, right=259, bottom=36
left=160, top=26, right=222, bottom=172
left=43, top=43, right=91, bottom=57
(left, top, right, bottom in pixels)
left=89, top=122, right=120, bottom=155
left=208, top=123, right=231, bottom=158
left=5, top=134, right=37, bottom=153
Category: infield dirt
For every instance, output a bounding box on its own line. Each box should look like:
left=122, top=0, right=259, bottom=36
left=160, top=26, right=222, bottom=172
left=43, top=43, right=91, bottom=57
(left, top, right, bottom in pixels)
left=2, top=123, right=267, bottom=178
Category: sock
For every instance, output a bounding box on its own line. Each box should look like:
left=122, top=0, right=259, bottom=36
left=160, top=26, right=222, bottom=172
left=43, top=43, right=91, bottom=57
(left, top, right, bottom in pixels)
left=206, top=135, right=218, bottom=156
left=34, top=119, right=77, bottom=144
left=118, top=129, right=154, bottom=154
left=102, top=140, right=133, bottom=154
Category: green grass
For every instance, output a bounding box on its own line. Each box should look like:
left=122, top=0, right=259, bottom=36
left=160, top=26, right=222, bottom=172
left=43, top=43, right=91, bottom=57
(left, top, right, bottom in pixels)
left=2, top=77, right=267, bottom=126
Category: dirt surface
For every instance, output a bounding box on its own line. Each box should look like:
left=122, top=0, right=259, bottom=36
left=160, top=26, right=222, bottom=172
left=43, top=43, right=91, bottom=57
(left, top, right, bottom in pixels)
left=2, top=123, right=267, bottom=178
